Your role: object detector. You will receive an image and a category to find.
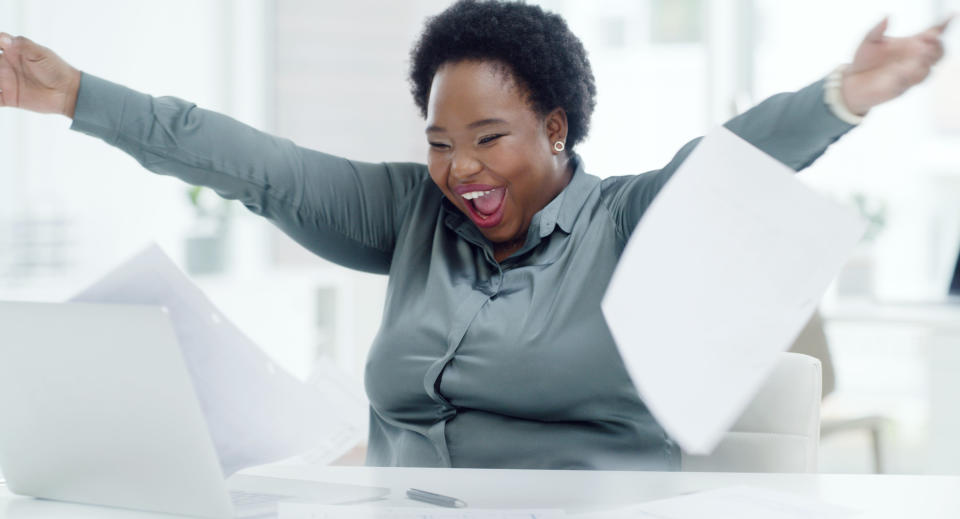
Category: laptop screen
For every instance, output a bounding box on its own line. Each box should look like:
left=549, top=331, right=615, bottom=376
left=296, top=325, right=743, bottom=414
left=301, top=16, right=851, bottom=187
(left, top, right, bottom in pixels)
left=949, top=247, right=960, bottom=296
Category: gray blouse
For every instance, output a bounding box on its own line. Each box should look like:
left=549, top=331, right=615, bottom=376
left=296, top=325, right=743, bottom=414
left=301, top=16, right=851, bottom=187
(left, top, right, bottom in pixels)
left=71, top=74, right=853, bottom=470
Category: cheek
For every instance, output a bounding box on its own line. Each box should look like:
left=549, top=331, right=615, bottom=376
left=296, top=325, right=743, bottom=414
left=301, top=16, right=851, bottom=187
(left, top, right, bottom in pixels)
left=482, top=141, right=528, bottom=181
left=427, top=154, right=450, bottom=192
left=487, top=144, right=537, bottom=189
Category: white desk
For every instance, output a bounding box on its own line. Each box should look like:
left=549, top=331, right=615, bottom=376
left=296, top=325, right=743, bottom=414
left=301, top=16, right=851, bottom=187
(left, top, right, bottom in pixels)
left=3, top=466, right=960, bottom=518
left=822, top=299, right=960, bottom=331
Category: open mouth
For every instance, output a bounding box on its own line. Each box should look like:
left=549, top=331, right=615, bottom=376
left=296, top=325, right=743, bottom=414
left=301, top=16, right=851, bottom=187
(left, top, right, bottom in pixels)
left=459, top=186, right=507, bottom=228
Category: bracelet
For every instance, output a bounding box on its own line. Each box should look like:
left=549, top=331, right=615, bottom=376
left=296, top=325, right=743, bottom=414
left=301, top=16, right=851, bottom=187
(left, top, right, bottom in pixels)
left=824, top=64, right=865, bottom=125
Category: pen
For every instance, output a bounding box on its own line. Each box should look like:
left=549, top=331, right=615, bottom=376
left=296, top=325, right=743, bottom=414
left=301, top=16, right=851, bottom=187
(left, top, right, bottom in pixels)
left=406, top=488, right=468, bottom=508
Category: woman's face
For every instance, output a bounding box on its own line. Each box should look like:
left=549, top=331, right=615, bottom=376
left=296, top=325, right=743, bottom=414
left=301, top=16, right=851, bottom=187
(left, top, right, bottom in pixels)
left=425, top=60, right=570, bottom=254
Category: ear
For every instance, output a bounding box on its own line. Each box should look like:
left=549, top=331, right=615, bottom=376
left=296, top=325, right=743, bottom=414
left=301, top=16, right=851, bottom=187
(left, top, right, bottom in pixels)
left=544, top=107, right=569, bottom=153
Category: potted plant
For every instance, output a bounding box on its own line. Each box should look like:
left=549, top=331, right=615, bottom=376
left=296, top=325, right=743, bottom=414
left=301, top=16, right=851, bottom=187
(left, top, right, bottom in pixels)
left=184, top=186, right=232, bottom=275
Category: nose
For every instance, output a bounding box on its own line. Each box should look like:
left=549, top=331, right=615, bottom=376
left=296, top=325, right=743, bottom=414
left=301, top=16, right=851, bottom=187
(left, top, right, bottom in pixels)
left=450, top=149, right=483, bottom=181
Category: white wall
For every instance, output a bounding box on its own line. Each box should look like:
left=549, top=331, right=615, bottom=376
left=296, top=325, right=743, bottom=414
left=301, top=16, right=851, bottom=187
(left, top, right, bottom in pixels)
left=0, top=0, right=234, bottom=296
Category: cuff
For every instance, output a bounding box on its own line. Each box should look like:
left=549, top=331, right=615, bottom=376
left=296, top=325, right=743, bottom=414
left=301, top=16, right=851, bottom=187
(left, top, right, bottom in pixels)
left=824, top=64, right=865, bottom=125
left=69, top=73, right=142, bottom=145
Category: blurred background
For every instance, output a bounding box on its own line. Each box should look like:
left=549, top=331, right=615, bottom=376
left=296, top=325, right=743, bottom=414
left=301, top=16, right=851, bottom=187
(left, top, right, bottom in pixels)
left=1, top=0, right=960, bottom=474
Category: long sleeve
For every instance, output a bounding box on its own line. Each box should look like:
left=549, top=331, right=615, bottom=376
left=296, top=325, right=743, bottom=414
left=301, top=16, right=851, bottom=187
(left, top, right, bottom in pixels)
left=70, top=73, right=429, bottom=274
left=602, top=78, right=856, bottom=240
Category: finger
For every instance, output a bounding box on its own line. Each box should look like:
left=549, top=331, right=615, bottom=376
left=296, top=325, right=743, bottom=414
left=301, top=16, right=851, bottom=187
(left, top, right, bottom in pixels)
left=0, top=34, right=19, bottom=108
left=865, top=17, right=889, bottom=42
left=926, top=40, right=946, bottom=65
left=891, top=61, right=930, bottom=92
left=919, top=15, right=953, bottom=42
left=906, top=58, right=932, bottom=85
left=0, top=59, right=15, bottom=107
left=903, top=40, right=938, bottom=68
left=888, top=36, right=932, bottom=63
left=0, top=32, right=14, bottom=65
left=912, top=39, right=943, bottom=65
left=934, top=14, right=954, bottom=34
left=912, top=62, right=932, bottom=85
left=0, top=33, right=21, bottom=63
left=15, top=36, right=46, bottom=62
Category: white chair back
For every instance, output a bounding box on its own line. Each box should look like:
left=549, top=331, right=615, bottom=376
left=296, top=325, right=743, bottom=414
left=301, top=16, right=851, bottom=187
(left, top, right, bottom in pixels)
left=681, top=352, right=822, bottom=473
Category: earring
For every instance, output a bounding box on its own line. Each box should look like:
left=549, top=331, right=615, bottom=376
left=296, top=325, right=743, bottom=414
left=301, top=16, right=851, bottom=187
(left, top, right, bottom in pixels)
left=554, top=140, right=565, bottom=152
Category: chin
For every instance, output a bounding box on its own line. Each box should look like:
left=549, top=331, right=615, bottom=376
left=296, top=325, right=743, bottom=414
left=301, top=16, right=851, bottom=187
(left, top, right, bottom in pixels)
left=482, top=226, right=519, bottom=246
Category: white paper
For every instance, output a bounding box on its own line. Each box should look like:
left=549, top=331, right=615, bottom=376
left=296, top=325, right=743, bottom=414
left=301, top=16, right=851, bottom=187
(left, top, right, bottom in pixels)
left=279, top=505, right=565, bottom=519
left=299, top=357, right=369, bottom=466
left=70, top=244, right=366, bottom=474
left=601, top=127, right=865, bottom=454
left=580, top=487, right=857, bottom=519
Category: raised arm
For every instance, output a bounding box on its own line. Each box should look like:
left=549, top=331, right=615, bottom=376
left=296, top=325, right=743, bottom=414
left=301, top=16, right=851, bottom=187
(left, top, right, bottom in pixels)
left=0, top=34, right=425, bottom=274
left=603, top=17, right=951, bottom=239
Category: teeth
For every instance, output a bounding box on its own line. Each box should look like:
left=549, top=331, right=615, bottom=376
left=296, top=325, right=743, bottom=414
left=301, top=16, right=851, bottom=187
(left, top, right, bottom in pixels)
left=462, top=189, right=494, bottom=200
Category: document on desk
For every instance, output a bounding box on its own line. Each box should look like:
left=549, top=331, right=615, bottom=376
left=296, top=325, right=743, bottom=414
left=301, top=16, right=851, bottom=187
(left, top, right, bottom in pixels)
left=69, top=244, right=366, bottom=474
left=279, top=504, right=565, bottom=519
left=601, top=126, right=865, bottom=455
left=581, top=487, right=856, bottom=519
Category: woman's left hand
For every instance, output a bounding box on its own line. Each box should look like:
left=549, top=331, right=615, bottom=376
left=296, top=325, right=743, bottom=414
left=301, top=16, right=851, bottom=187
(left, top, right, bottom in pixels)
left=841, top=17, right=952, bottom=116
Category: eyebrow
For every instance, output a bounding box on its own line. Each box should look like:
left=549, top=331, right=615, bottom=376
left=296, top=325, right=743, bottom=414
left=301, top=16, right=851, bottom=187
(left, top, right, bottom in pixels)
left=426, top=118, right=508, bottom=133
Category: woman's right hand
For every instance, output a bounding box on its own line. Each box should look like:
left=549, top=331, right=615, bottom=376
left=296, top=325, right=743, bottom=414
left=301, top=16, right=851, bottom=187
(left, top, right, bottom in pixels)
left=0, top=33, right=81, bottom=118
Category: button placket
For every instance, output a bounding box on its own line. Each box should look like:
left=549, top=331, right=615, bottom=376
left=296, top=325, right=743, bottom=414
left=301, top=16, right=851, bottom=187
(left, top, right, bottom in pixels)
left=419, top=287, right=491, bottom=467
left=422, top=289, right=490, bottom=405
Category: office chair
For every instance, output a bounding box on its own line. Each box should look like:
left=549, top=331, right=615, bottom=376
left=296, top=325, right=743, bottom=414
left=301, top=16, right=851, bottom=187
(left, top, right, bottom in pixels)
left=789, top=312, right=889, bottom=473
left=681, top=352, right=822, bottom=473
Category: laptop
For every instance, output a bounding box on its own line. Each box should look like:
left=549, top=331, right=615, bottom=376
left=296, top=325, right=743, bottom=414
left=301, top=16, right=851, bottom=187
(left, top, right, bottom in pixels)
left=0, top=301, right=387, bottom=518
left=945, top=247, right=960, bottom=301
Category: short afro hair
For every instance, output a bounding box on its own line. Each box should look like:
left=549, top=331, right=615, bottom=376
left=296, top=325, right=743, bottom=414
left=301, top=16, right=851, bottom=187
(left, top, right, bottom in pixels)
left=409, top=0, right=597, bottom=151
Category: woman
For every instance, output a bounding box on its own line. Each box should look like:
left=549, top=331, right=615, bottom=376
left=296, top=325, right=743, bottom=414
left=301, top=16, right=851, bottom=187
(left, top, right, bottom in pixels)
left=0, top=1, right=949, bottom=469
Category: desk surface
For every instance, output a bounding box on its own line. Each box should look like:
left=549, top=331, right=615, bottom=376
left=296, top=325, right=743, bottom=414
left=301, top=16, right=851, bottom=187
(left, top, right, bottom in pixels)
left=822, top=298, right=960, bottom=329
left=3, top=465, right=960, bottom=518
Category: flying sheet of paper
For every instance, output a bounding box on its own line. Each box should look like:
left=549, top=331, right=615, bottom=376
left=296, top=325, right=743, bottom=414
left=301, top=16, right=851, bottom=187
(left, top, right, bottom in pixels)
left=601, top=126, right=865, bottom=455
left=70, top=244, right=366, bottom=474
left=279, top=505, right=565, bottom=519
left=580, top=487, right=856, bottom=519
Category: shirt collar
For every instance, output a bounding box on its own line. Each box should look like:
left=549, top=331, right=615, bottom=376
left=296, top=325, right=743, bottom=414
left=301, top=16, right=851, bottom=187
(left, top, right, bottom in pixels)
left=541, top=153, right=597, bottom=237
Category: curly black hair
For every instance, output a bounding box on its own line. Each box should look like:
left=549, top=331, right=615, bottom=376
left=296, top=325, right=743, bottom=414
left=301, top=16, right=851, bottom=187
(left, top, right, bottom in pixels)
left=409, top=0, right=597, bottom=150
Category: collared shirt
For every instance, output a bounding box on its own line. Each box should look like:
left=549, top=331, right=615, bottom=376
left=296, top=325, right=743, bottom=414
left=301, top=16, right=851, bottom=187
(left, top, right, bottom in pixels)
left=71, top=74, right=854, bottom=470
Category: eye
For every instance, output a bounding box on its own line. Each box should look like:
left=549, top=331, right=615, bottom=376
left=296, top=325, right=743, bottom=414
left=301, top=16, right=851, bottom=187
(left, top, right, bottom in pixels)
left=428, top=141, right=450, bottom=150
left=479, top=134, right=503, bottom=145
